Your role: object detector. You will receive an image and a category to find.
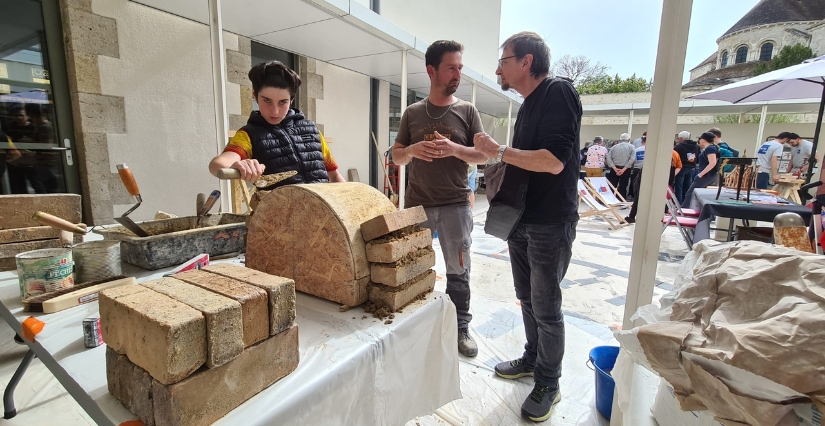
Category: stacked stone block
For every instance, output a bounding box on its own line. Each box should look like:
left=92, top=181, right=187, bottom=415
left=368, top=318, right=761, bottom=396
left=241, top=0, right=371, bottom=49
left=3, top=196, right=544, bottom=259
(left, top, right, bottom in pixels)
left=361, top=206, right=437, bottom=311
left=100, top=264, right=298, bottom=426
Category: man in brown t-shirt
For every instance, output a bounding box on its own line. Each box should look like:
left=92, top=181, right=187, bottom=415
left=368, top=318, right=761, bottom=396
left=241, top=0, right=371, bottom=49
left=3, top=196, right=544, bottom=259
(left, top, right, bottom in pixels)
left=393, top=40, right=488, bottom=357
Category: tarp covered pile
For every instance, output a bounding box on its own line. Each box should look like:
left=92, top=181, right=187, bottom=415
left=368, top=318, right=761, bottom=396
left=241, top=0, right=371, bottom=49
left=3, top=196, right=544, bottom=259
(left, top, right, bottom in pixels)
left=616, top=240, right=825, bottom=426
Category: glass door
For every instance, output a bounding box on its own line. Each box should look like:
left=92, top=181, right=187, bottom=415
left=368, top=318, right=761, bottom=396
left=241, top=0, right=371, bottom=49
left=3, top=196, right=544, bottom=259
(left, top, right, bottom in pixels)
left=0, top=0, right=78, bottom=195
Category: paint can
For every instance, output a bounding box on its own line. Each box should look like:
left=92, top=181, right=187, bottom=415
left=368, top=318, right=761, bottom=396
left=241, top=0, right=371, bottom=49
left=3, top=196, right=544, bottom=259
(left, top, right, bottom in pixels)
left=15, top=248, right=75, bottom=298
left=72, top=240, right=122, bottom=284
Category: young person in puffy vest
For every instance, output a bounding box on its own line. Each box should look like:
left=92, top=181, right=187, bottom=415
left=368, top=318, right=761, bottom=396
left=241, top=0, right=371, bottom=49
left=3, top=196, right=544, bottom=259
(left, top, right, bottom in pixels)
left=209, top=60, right=345, bottom=188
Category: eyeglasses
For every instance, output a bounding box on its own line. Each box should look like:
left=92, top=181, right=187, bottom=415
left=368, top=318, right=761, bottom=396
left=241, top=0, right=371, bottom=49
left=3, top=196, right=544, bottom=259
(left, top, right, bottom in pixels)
left=497, top=55, right=516, bottom=67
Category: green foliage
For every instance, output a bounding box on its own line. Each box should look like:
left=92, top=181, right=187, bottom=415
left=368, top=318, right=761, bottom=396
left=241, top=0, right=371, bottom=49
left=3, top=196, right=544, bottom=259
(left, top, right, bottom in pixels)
left=753, top=44, right=815, bottom=76
left=576, top=73, right=651, bottom=94
left=713, top=114, right=803, bottom=124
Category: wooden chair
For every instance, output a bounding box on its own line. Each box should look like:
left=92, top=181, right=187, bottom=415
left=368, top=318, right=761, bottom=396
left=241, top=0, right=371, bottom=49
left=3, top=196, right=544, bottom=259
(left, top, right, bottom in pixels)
left=585, top=176, right=632, bottom=209
left=578, top=180, right=628, bottom=230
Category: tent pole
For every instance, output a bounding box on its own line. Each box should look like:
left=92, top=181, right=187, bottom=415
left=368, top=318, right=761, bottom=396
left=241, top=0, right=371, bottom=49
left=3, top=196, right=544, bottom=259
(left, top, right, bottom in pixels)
left=804, top=85, right=825, bottom=185
left=208, top=0, right=231, bottom=213
left=398, top=49, right=408, bottom=209
left=755, top=104, right=768, bottom=154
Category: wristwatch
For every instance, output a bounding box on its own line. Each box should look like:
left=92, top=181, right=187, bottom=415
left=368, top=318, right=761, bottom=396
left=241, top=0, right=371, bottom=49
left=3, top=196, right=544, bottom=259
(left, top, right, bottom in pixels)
left=496, top=145, right=507, bottom=163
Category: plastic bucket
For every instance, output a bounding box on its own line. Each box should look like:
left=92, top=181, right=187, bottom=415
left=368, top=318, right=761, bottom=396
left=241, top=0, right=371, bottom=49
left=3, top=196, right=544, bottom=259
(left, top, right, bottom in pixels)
left=73, top=240, right=122, bottom=283
left=589, top=345, right=620, bottom=419
left=16, top=248, right=75, bottom=298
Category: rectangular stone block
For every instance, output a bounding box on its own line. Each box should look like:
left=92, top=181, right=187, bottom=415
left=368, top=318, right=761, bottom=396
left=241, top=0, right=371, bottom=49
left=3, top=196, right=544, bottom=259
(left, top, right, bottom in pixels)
left=99, top=285, right=206, bottom=385
left=175, top=270, right=268, bottom=347
left=202, top=263, right=296, bottom=335
left=0, top=226, right=62, bottom=245
left=365, top=227, right=432, bottom=263
left=370, top=247, right=436, bottom=286
left=0, top=194, right=81, bottom=229
left=368, top=269, right=436, bottom=311
left=152, top=325, right=299, bottom=426
left=361, top=206, right=427, bottom=242
left=142, top=277, right=244, bottom=368
left=0, top=238, right=78, bottom=259
left=107, top=347, right=155, bottom=426
left=76, top=93, right=126, bottom=134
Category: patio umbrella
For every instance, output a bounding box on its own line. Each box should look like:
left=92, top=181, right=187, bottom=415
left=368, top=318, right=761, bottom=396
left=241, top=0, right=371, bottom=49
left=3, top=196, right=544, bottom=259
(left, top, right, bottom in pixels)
left=688, top=55, right=825, bottom=185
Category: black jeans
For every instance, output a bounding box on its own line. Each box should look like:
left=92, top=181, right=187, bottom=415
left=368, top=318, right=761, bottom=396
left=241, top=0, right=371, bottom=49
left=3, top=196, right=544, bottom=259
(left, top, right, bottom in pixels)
left=508, top=221, right=576, bottom=388
left=607, top=169, right=631, bottom=199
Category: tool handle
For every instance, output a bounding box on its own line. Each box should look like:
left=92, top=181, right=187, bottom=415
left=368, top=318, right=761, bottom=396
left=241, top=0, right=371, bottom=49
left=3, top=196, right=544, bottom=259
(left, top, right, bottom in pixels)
left=217, top=168, right=241, bottom=179
left=199, top=190, right=221, bottom=216
left=32, top=211, right=87, bottom=235
left=116, top=163, right=141, bottom=197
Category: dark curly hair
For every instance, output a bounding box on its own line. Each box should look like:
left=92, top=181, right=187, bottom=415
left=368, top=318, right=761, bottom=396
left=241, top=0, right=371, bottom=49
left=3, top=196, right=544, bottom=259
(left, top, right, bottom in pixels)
left=425, top=40, right=464, bottom=70
left=248, top=61, right=302, bottom=98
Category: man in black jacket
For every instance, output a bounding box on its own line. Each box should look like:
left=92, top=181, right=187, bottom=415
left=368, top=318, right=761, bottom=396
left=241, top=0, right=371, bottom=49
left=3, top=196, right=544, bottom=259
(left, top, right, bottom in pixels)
left=474, top=31, right=581, bottom=423
left=673, top=131, right=701, bottom=203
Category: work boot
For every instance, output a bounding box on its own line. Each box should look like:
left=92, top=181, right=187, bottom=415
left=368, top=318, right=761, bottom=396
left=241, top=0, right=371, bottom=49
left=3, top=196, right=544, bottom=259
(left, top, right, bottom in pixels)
left=494, top=357, right=535, bottom=379
left=521, top=383, right=561, bottom=422
left=457, top=328, right=478, bottom=357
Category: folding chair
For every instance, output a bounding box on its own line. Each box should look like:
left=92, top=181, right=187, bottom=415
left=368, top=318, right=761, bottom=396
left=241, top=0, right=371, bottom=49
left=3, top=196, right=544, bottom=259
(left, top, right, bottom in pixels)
left=662, top=187, right=696, bottom=250
left=578, top=180, right=629, bottom=230
left=585, top=176, right=632, bottom=209
left=665, top=186, right=700, bottom=217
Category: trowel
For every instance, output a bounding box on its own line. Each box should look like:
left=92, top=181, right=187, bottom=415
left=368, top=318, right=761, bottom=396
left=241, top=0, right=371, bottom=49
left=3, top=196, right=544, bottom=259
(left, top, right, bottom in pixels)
left=115, top=163, right=150, bottom=237
left=196, top=190, right=221, bottom=228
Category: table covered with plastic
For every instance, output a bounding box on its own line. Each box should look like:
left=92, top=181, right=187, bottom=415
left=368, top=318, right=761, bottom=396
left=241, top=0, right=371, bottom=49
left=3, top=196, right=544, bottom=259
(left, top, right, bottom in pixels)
left=0, top=258, right=461, bottom=426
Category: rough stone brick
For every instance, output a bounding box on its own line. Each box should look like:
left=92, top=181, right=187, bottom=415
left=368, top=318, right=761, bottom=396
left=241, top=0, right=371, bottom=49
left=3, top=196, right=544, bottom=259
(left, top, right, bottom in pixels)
left=65, top=51, right=100, bottom=94
left=365, top=227, right=433, bottom=263
left=0, top=194, right=82, bottom=229
left=360, top=206, right=427, bottom=242
left=226, top=50, right=252, bottom=87
left=370, top=247, right=436, bottom=286
left=368, top=269, right=436, bottom=311
left=142, top=277, right=244, bottom=368
left=76, top=93, right=126, bottom=134
left=106, top=347, right=155, bottom=426
left=202, top=263, right=295, bottom=335
left=152, top=325, right=299, bottom=426
left=64, top=9, right=119, bottom=58
left=175, top=270, right=268, bottom=347
left=99, top=285, right=206, bottom=385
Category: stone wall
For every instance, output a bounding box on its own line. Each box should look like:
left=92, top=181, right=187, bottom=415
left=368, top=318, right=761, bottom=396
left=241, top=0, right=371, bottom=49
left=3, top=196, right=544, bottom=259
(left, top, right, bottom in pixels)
left=59, top=0, right=247, bottom=224
left=808, top=21, right=825, bottom=56
left=716, top=22, right=817, bottom=67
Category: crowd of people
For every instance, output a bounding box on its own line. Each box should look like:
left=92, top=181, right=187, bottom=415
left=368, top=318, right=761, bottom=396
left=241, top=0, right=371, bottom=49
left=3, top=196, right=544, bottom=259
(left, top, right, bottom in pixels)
left=579, top=127, right=819, bottom=222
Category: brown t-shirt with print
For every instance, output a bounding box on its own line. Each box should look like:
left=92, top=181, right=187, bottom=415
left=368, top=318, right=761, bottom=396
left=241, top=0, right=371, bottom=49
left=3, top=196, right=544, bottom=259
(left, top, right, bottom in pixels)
left=395, top=98, right=484, bottom=208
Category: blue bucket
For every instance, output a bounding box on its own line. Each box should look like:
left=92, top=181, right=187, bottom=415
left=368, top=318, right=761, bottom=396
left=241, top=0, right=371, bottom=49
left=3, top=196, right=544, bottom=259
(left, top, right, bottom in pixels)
left=589, top=346, right=620, bottom=419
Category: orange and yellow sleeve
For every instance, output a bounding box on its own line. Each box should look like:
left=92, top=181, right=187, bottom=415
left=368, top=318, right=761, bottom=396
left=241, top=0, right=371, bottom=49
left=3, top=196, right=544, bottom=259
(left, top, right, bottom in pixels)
left=223, top=130, right=252, bottom=160
left=320, top=133, right=338, bottom=172
left=672, top=150, right=682, bottom=169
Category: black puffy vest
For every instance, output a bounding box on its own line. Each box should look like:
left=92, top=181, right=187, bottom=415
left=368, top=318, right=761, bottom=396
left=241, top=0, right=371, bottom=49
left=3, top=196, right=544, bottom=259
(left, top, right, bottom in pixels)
left=241, top=109, right=329, bottom=189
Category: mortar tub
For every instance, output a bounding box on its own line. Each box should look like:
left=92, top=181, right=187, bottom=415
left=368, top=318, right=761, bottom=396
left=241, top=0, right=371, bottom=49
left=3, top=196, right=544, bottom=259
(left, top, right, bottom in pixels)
left=93, top=214, right=247, bottom=270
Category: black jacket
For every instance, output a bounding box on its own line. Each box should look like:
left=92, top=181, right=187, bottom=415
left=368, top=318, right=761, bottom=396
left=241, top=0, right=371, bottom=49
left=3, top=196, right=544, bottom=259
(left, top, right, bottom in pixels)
left=674, top=140, right=701, bottom=169
left=241, top=109, right=329, bottom=189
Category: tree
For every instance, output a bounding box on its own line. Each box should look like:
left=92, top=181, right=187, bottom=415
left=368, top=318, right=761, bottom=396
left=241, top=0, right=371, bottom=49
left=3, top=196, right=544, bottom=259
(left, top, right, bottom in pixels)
left=576, top=73, right=651, bottom=94
left=753, top=44, right=815, bottom=76
left=551, top=54, right=609, bottom=86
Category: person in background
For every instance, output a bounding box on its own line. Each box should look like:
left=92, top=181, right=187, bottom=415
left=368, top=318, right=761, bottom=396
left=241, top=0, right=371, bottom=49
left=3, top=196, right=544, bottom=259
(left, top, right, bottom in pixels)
left=681, top=132, right=719, bottom=208
left=669, top=149, right=682, bottom=187
left=631, top=132, right=646, bottom=149
left=628, top=135, right=645, bottom=200
left=580, top=141, right=590, bottom=167
left=209, top=61, right=345, bottom=187
left=707, top=127, right=738, bottom=173
left=626, top=141, right=683, bottom=224
left=786, top=133, right=817, bottom=177
left=584, top=136, right=607, bottom=177
left=468, top=163, right=478, bottom=208
left=755, top=132, right=790, bottom=189
left=673, top=131, right=700, bottom=203
left=605, top=133, right=635, bottom=198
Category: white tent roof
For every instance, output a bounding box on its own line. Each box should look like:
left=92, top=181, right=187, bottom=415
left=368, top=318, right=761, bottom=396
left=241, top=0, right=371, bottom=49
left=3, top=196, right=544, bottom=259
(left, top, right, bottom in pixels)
left=582, top=98, right=824, bottom=117
left=132, top=0, right=521, bottom=117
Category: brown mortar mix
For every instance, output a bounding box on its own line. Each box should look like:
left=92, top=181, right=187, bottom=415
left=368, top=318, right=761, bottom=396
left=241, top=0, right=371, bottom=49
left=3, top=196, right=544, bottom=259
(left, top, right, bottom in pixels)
left=363, top=269, right=436, bottom=319
left=369, top=225, right=423, bottom=244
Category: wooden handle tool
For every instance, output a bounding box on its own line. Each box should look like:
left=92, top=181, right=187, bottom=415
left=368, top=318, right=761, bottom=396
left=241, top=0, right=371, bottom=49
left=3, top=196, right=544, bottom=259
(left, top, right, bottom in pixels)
left=217, top=168, right=241, bottom=179
left=116, top=163, right=142, bottom=200
left=32, top=211, right=87, bottom=235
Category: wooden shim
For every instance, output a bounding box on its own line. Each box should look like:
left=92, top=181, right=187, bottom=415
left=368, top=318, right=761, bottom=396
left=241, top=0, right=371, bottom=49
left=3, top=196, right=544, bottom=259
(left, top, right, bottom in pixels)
left=42, top=277, right=135, bottom=314
left=0, top=194, right=81, bottom=230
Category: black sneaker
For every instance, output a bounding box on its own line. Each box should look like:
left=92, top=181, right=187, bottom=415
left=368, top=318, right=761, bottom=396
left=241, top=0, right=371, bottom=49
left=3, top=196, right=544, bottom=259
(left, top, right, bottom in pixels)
left=494, top=357, right=534, bottom=379
left=521, top=383, right=561, bottom=422
left=457, top=328, right=478, bottom=357
left=624, top=216, right=635, bottom=224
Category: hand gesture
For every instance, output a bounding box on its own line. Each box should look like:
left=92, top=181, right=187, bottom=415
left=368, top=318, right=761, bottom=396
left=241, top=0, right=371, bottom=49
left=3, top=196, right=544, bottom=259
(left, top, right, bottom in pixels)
left=473, top=132, right=500, bottom=158
left=408, top=140, right=440, bottom=162
left=231, top=159, right=265, bottom=182
left=432, top=131, right=456, bottom=158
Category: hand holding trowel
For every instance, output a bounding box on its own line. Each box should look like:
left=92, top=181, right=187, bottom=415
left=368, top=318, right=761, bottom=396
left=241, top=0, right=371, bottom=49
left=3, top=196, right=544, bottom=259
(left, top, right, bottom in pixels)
left=114, top=163, right=150, bottom=237
left=216, top=168, right=297, bottom=212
